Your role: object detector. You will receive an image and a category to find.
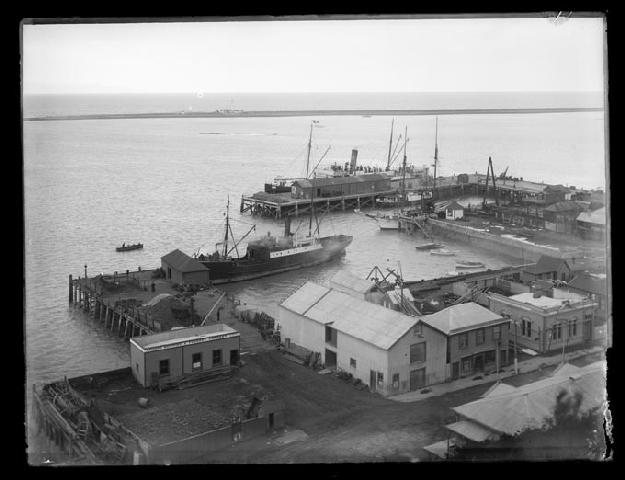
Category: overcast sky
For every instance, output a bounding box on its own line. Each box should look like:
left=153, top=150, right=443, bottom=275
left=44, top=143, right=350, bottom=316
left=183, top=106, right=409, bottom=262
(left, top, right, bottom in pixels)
left=22, top=17, right=606, bottom=94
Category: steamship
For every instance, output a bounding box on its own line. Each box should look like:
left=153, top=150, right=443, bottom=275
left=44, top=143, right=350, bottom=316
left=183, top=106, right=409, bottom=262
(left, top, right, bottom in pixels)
left=196, top=198, right=353, bottom=284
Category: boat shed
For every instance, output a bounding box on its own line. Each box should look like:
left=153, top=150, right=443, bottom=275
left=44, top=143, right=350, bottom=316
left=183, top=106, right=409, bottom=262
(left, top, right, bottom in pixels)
left=161, top=249, right=210, bottom=285
left=130, top=324, right=240, bottom=387
left=329, top=270, right=383, bottom=303
left=291, top=173, right=391, bottom=199
left=277, top=281, right=447, bottom=396
left=445, top=201, right=465, bottom=220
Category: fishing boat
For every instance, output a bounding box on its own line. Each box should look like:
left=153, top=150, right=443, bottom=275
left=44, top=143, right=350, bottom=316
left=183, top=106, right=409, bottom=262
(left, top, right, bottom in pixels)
left=455, top=260, right=485, bottom=269
left=376, top=211, right=400, bottom=231
left=415, top=243, right=443, bottom=250
left=116, top=243, right=143, bottom=252
left=430, top=248, right=455, bottom=256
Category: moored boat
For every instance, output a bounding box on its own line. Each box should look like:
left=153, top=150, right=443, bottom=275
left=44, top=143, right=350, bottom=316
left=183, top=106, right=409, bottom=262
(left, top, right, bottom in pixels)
left=415, top=243, right=443, bottom=250
left=430, top=248, right=455, bottom=256
left=116, top=243, right=143, bottom=252
left=455, top=260, right=485, bottom=269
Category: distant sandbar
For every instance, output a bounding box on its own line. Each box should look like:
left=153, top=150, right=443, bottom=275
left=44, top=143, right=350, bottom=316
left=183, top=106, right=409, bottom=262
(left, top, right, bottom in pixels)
left=24, top=107, right=603, bottom=122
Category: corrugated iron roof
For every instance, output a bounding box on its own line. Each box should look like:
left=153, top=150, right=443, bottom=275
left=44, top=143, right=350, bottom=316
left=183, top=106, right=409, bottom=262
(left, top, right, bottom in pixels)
left=508, top=293, right=568, bottom=309
left=282, top=282, right=418, bottom=349
left=420, top=302, right=505, bottom=336
left=446, top=201, right=465, bottom=211
left=446, top=420, right=499, bottom=442
left=131, top=324, right=239, bottom=350
left=330, top=270, right=376, bottom=295
left=568, top=273, right=607, bottom=296
left=576, top=207, right=606, bottom=226
left=452, top=361, right=606, bottom=436
left=161, top=249, right=209, bottom=273
left=279, top=281, right=332, bottom=320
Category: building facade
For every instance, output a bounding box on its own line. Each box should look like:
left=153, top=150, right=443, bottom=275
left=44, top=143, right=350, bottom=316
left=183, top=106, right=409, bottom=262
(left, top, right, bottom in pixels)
left=291, top=174, right=391, bottom=199
left=161, top=249, right=211, bottom=285
left=487, top=292, right=597, bottom=354
left=520, top=255, right=573, bottom=283
left=130, top=325, right=240, bottom=387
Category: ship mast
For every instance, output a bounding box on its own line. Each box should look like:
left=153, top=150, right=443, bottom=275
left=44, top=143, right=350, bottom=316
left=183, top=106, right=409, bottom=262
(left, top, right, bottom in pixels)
left=308, top=172, right=316, bottom=238
left=432, top=116, right=439, bottom=197
left=386, top=118, right=394, bottom=171
left=401, top=126, right=408, bottom=203
left=305, top=121, right=314, bottom=177
left=223, top=196, right=230, bottom=257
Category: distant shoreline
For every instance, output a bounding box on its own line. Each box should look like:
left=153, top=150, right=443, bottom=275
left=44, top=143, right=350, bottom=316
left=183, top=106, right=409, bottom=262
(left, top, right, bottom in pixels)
left=24, top=107, right=603, bottom=122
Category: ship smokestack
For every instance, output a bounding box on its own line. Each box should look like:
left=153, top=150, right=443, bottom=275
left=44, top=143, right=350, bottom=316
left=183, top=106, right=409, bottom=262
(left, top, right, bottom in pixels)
left=350, top=149, right=358, bottom=174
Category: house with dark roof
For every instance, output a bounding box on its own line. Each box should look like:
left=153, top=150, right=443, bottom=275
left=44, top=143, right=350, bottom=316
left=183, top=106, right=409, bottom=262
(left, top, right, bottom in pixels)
left=520, top=255, right=573, bottom=283
left=576, top=207, right=606, bottom=240
left=161, top=249, right=210, bottom=285
left=543, top=201, right=587, bottom=234
left=420, top=303, right=511, bottom=381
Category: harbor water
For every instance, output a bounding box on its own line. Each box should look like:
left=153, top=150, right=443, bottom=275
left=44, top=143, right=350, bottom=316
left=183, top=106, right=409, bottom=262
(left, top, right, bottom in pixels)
left=23, top=94, right=606, bottom=452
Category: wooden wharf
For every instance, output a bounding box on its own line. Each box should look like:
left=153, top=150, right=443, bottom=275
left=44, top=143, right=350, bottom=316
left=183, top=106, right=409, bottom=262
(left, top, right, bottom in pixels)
left=68, top=274, right=154, bottom=339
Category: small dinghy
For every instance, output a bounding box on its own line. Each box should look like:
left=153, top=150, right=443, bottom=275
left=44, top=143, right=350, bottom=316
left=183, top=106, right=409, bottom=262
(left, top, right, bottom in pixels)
left=116, top=243, right=144, bottom=252
left=455, top=260, right=485, bottom=269
left=415, top=243, right=443, bottom=250
left=430, top=249, right=455, bottom=256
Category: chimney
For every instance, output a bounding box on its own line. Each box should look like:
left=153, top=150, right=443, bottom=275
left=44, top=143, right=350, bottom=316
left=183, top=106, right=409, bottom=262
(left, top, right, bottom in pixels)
left=350, top=149, right=358, bottom=174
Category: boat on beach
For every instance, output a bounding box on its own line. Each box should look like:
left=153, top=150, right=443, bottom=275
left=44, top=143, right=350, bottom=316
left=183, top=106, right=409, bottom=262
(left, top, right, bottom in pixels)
left=455, top=260, right=485, bottom=269
left=415, top=243, right=443, bottom=250
left=116, top=243, right=143, bottom=252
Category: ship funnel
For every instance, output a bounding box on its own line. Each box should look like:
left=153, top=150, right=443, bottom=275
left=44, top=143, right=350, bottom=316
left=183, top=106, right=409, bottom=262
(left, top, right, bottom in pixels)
left=350, top=149, right=358, bottom=174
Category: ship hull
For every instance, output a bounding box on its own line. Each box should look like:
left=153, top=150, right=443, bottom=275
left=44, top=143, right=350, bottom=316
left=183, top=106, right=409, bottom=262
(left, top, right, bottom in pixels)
left=200, top=235, right=353, bottom=284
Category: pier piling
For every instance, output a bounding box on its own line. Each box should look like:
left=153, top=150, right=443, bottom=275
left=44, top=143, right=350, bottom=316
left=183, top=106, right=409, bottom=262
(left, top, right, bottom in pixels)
left=68, top=275, right=73, bottom=303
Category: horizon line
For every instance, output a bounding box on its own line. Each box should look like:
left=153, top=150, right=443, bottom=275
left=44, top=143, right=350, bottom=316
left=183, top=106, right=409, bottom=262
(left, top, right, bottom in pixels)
left=23, top=90, right=605, bottom=96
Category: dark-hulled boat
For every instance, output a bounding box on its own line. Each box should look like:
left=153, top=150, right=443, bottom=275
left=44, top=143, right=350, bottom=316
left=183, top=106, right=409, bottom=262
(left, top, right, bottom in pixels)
left=197, top=197, right=352, bottom=284
left=116, top=243, right=143, bottom=252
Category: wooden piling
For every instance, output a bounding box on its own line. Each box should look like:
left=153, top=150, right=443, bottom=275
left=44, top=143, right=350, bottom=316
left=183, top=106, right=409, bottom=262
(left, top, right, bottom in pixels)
left=69, top=275, right=73, bottom=303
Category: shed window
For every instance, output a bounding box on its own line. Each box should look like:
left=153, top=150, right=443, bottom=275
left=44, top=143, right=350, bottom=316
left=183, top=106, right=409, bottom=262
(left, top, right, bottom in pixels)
left=410, top=343, right=426, bottom=363
left=569, top=319, right=578, bottom=337
left=159, top=359, right=170, bottom=376
left=492, top=325, right=501, bottom=341
left=350, top=358, right=357, bottom=368
left=552, top=324, right=562, bottom=341
left=192, top=352, right=202, bottom=371
left=377, top=372, right=384, bottom=385
left=458, top=333, right=468, bottom=349
left=213, top=349, right=222, bottom=366
left=392, top=373, right=400, bottom=387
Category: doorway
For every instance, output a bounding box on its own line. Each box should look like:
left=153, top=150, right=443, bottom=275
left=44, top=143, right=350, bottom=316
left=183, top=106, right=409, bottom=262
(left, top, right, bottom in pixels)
left=583, top=321, right=592, bottom=341
left=410, top=368, right=426, bottom=391
left=474, top=353, right=484, bottom=372
left=230, top=349, right=240, bottom=366
left=452, top=362, right=460, bottom=380
left=325, top=349, right=337, bottom=368
left=370, top=370, right=377, bottom=391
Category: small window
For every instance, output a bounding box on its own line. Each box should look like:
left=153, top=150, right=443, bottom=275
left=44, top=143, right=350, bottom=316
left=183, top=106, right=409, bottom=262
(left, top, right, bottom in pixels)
left=192, top=352, right=202, bottom=371
left=484, top=350, right=496, bottom=364
left=377, top=372, right=384, bottom=385
left=410, top=342, right=426, bottom=363
left=476, top=328, right=485, bottom=345
left=492, top=325, right=501, bottom=340
left=350, top=358, right=357, bottom=368
left=213, top=349, right=222, bottom=366
left=569, top=319, right=578, bottom=337
left=392, top=373, right=399, bottom=386
left=413, top=323, right=423, bottom=336
left=159, top=359, right=170, bottom=376
left=458, top=333, right=468, bottom=349
left=552, top=323, right=562, bottom=341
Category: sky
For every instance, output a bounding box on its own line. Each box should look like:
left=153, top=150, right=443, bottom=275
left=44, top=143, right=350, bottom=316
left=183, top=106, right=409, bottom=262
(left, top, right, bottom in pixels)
left=21, top=16, right=606, bottom=94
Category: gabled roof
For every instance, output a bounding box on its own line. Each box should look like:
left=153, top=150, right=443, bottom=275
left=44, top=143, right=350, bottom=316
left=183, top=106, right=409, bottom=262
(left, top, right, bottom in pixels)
left=545, top=184, right=572, bottom=193
left=446, top=201, right=465, bottom=211
left=161, top=249, right=209, bottom=273
left=568, top=273, right=608, bottom=296
left=420, top=302, right=505, bottom=336
left=293, top=173, right=388, bottom=189
left=279, top=281, right=332, bottom=320
left=544, top=201, right=587, bottom=213
left=452, top=361, right=606, bottom=437
left=281, top=282, right=418, bottom=349
left=330, top=270, right=377, bottom=295
left=523, top=255, right=570, bottom=274
left=576, top=207, right=606, bottom=226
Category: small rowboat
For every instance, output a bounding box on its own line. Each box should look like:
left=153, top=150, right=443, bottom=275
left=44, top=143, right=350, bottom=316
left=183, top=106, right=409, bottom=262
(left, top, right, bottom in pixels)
left=456, top=260, right=485, bottom=269
left=430, top=249, right=455, bottom=256
left=415, top=243, right=443, bottom=250
left=116, top=243, right=143, bottom=252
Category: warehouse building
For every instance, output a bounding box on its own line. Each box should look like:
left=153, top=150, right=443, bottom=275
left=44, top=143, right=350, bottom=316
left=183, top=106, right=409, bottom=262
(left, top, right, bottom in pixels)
left=277, top=281, right=446, bottom=396
left=130, top=324, right=240, bottom=387
left=290, top=173, right=391, bottom=199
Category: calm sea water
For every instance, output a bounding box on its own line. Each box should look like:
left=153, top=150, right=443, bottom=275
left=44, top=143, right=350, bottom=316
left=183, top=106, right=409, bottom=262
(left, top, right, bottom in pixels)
left=23, top=93, right=607, bottom=458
